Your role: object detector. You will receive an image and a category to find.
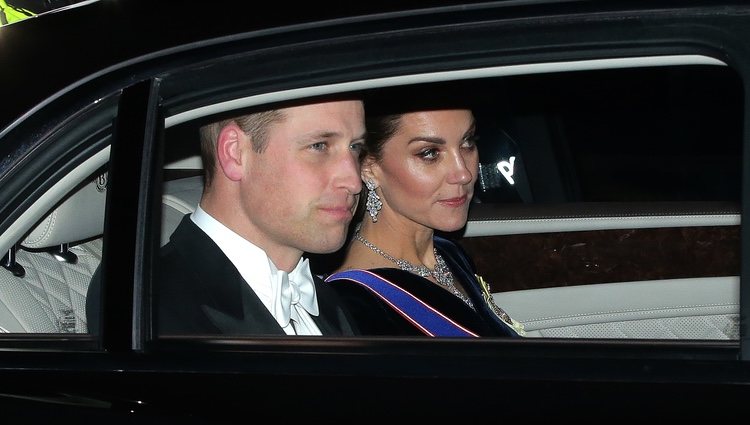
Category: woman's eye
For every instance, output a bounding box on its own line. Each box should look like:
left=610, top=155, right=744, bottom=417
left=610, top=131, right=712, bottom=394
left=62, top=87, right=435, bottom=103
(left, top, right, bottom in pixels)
left=462, top=135, right=479, bottom=149
left=418, top=148, right=439, bottom=160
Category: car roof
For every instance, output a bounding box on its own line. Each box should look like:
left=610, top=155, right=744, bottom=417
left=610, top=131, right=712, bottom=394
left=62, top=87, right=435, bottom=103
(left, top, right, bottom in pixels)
left=0, top=0, right=745, bottom=136
left=0, top=0, right=479, bottom=129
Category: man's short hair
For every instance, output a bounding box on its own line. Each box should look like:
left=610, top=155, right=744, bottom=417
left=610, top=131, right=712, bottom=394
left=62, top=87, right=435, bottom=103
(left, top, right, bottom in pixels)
left=198, top=110, right=284, bottom=188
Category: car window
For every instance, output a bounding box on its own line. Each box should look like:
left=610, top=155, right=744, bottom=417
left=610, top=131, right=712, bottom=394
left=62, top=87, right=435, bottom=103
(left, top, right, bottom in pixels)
left=0, top=11, right=741, bottom=347
left=152, top=56, right=742, bottom=341
left=0, top=92, right=116, bottom=336
left=460, top=63, right=741, bottom=339
left=0, top=61, right=738, bottom=343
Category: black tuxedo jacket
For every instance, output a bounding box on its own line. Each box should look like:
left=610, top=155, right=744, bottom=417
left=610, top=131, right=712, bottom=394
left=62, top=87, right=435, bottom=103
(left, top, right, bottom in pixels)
left=156, top=215, right=359, bottom=336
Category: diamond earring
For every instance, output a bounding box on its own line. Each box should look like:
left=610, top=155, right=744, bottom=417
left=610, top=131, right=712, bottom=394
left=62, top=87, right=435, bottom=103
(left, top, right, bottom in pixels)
left=365, top=179, right=382, bottom=222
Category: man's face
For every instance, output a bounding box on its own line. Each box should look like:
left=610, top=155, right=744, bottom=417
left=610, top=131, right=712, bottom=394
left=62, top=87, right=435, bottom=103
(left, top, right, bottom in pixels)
left=240, top=100, right=365, bottom=261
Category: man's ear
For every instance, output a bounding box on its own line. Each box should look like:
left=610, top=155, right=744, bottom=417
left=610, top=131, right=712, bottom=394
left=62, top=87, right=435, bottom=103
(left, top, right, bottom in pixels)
left=215, top=123, right=246, bottom=182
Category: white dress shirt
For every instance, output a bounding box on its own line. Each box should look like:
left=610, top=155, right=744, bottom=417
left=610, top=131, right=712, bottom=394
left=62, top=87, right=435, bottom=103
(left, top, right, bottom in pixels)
left=190, top=206, right=322, bottom=335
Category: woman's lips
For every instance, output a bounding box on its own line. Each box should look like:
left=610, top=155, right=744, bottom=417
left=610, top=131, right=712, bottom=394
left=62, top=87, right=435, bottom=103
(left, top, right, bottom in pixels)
left=438, top=195, right=468, bottom=207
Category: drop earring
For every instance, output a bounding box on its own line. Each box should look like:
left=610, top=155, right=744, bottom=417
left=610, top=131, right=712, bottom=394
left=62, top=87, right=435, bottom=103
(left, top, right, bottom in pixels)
left=365, top=179, right=382, bottom=222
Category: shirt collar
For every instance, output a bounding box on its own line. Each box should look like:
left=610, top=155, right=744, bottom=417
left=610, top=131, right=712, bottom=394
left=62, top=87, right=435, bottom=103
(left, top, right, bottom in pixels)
left=190, top=206, right=319, bottom=326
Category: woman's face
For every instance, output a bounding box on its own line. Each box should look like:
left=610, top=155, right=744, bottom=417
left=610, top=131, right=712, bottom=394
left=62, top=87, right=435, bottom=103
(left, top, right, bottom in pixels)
left=369, top=109, right=478, bottom=233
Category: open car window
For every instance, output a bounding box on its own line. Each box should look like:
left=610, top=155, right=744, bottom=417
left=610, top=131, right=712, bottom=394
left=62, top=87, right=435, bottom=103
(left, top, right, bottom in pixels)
left=153, top=55, right=741, bottom=342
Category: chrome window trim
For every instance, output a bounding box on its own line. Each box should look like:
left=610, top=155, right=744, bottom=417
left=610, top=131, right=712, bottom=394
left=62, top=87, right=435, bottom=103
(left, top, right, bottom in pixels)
left=165, top=54, right=726, bottom=128
left=465, top=213, right=740, bottom=237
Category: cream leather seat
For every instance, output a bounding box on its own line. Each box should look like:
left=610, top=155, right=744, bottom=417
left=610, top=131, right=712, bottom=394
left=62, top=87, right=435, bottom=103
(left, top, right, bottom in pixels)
left=0, top=174, right=107, bottom=333
left=161, top=175, right=203, bottom=245
left=84, top=174, right=204, bottom=335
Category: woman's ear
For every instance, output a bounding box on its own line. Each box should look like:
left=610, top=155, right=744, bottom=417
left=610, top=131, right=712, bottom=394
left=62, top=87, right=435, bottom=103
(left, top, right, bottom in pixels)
left=361, top=157, right=378, bottom=184
left=215, top=123, right=246, bottom=182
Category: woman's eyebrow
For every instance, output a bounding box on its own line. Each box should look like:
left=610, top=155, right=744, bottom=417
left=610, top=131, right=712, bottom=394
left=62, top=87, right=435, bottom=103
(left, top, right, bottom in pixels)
left=463, top=121, right=477, bottom=138
left=408, top=136, right=445, bottom=145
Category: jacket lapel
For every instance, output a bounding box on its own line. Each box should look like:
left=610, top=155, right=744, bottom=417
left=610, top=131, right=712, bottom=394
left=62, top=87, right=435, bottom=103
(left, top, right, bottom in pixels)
left=201, top=288, right=284, bottom=335
left=434, top=235, right=518, bottom=337
left=172, top=216, right=285, bottom=335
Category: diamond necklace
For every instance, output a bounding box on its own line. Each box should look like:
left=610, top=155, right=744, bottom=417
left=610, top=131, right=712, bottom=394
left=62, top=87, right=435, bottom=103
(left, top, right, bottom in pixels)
left=353, top=231, right=474, bottom=309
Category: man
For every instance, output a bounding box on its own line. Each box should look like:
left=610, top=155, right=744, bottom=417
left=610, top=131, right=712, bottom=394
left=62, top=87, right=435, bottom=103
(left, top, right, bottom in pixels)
left=157, top=96, right=365, bottom=335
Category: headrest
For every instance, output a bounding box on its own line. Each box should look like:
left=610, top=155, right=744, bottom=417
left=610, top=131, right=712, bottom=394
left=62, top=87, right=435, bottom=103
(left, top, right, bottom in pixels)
left=21, top=173, right=108, bottom=249
left=161, top=175, right=203, bottom=246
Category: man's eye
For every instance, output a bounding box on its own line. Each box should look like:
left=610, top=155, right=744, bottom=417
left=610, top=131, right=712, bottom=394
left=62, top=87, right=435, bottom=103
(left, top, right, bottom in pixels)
left=350, top=142, right=365, bottom=153
left=310, top=142, right=327, bottom=151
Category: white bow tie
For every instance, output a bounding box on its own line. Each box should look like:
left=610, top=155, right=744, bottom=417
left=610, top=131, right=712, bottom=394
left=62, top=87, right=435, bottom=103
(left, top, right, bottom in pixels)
left=270, top=258, right=319, bottom=327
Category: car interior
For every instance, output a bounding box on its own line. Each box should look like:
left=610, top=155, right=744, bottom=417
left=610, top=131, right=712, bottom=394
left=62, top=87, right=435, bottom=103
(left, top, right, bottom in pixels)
left=0, top=55, right=741, bottom=340
left=0, top=171, right=105, bottom=333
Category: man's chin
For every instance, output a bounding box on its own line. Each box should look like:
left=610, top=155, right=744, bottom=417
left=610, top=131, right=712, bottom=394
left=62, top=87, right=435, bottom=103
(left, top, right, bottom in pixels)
left=304, top=233, right=349, bottom=255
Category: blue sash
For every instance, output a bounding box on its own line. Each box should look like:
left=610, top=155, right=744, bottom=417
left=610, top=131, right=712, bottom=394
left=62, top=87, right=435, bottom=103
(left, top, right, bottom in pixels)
left=325, top=269, right=478, bottom=337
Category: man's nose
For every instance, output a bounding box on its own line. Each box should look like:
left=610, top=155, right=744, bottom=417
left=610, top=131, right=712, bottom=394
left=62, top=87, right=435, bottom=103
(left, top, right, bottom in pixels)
left=337, top=151, right=362, bottom=194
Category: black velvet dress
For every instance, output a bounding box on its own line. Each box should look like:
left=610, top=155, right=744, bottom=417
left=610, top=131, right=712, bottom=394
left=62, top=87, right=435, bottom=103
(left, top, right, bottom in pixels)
left=325, top=236, right=521, bottom=337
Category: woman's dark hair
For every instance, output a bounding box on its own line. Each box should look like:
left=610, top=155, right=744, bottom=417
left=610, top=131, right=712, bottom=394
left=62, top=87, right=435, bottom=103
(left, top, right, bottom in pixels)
left=356, top=85, right=477, bottom=223
left=364, top=113, right=401, bottom=162
left=364, top=84, right=476, bottom=161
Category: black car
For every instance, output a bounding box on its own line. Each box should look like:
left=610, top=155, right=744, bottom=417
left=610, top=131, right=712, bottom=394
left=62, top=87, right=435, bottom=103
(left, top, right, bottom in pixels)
left=1, top=0, right=749, bottom=421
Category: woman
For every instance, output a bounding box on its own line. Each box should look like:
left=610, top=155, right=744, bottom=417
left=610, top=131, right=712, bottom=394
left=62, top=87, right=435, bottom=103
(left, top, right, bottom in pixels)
left=325, top=103, right=524, bottom=337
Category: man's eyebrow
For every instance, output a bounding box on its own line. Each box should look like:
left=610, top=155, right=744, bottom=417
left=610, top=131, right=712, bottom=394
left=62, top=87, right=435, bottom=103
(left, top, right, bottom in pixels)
left=315, top=131, right=339, bottom=139
left=295, top=130, right=366, bottom=145
left=312, top=130, right=367, bottom=142
left=294, top=130, right=339, bottom=142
